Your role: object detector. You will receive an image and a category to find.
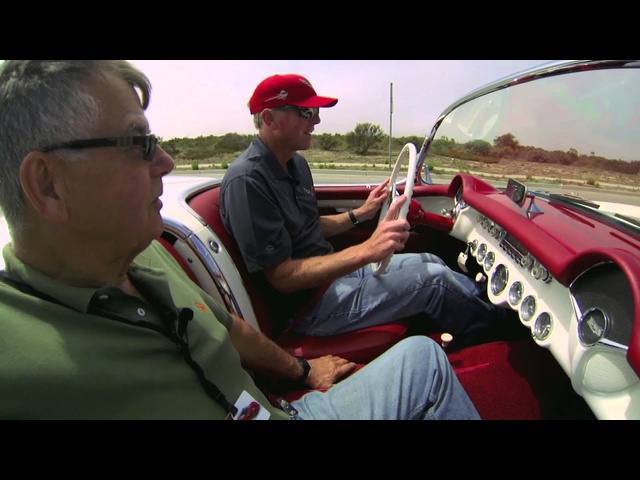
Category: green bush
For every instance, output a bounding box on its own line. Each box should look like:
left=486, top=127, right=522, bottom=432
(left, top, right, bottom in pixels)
left=191, top=161, right=199, bottom=170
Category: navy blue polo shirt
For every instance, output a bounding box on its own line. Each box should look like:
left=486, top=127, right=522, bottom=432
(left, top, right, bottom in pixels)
left=220, top=136, right=333, bottom=274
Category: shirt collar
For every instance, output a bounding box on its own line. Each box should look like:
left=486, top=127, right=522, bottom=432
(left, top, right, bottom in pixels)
left=1, top=243, right=164, bottom=313
left=252, top=136, right=295, bottom=182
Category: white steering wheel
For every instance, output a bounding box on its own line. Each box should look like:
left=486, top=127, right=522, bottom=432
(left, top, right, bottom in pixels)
left=371, top=142, right=418, bottom=275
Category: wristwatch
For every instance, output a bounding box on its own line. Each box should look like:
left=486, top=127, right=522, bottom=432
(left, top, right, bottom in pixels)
left=294, top=357, right=311, bottom=383
left=348, top=209, right=361, bottom=226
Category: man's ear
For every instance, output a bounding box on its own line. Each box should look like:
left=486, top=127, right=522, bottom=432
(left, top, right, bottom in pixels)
left=262, top=109, right=279, bottom=129
left=19, top=151, right=68, bottom=223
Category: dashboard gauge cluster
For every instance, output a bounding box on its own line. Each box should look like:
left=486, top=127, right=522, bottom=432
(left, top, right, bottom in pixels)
left=465, top=212, right=557, bottom=345
left=456, top=198, right=638, bottom=419
left=473, top=214, right=553, bottom=286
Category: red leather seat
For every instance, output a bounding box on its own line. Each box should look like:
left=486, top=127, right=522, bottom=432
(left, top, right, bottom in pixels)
left=187, top=184, right=408, bottom=364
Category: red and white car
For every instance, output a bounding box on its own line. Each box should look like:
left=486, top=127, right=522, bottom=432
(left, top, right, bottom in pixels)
left=3, top=60, right=640, bottom=419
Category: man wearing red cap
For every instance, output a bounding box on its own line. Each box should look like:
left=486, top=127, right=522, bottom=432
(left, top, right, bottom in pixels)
left=221, top=73, right=512, bottom=347
left=246, top=73, right=339, bottom=113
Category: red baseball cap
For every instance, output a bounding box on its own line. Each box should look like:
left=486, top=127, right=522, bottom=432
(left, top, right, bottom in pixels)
left=248, top=73, right=338, bottom=114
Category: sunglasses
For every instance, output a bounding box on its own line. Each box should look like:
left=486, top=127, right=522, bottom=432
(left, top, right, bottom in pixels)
left=42, top=134, right=159, bottom=161
left=272, top=106, right=320, bottom=119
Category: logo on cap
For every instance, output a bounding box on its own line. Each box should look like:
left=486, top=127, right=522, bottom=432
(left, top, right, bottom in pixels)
left=265, top=90, right=289, bottom=103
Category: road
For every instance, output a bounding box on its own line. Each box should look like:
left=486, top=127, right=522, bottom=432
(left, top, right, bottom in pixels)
left=171, top=168, right=640, bottom=207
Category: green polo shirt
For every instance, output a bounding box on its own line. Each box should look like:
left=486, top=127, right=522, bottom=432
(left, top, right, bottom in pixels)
left=0, top=241, right=289, bottom=420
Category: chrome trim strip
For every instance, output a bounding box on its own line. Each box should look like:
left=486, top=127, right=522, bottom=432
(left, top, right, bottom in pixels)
left=162, top=216, right=244, bottom=318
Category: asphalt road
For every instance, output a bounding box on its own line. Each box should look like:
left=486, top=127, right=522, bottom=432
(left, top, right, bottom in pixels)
left=172, top=169, right=640, bottom=207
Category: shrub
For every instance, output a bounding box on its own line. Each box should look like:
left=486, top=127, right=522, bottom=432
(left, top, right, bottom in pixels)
left=316, top=133, right=340, bottom=151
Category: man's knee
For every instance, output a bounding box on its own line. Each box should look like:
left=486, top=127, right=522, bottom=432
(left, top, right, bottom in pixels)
left=390, top=335, right=447, bottom=366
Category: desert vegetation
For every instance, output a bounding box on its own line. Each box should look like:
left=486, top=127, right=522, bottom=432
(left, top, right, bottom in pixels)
left=161, top=123, right=640, bottom=192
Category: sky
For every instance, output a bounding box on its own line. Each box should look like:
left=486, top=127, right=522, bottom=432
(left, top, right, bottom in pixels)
left=128, top=60, right=554, bottom=141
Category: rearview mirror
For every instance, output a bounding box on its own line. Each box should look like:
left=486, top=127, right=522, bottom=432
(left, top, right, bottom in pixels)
left=506, top=178, right=527, bottom=206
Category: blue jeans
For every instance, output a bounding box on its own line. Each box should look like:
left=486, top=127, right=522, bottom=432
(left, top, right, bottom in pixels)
left=291, top=335, right=481, bottom=420
left=294, top=252, right=502, bottom=346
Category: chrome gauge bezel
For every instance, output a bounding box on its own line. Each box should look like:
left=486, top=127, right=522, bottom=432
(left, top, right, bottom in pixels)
left=484, top=251, right=495, bottom=271
left=520, top=295, right=537, bottom=322
left=477, top=243, right=487, bottom=262
left=533, top=312, right=553, bottom=341
left=490, top=264, right=508, bottom=295
left=509, top=281, right=524, bottom=306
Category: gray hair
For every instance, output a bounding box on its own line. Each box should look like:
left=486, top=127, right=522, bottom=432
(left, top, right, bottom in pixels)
left=0, top=60, right=151, bottom=240
left=248, top=99, right=263, bottom=130
left=252, top=112, right=263, bottom=130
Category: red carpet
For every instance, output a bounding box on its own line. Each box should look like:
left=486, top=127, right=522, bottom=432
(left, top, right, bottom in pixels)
left=447, top=339, right=595, bottom=420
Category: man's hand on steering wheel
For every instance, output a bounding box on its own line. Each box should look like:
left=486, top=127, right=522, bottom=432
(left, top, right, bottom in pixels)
left=369, top=143, right=417, bottom=275
left=362, top=194, right=410, bottom=263
left=351, top=177, right=390, bottom=223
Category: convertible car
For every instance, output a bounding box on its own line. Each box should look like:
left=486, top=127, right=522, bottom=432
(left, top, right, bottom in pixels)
left=2, top=60, right=638, bottom=420
left=155, top=59, right=640, bottom=420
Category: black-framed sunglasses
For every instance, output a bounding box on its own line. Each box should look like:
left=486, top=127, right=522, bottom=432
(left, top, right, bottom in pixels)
left=272, top=106, right=320, bottom=119
left=42, top=134, right=159, bottom=161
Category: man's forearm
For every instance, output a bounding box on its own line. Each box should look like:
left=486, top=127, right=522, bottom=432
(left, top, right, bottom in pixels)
left=319, top=209, right=362, bottom=237
left=229, top=314, right=304, bottom=381
left=265, top=243, right=372, bottom=293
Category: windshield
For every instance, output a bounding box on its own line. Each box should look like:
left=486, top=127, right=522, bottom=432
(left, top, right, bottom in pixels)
left=422, top=61, right=640, bottom=229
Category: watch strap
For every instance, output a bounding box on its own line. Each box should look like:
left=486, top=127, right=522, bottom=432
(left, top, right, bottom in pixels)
left=348, top=209, right=360, bottom=225
left=294, top=357, right=311, bottom=383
